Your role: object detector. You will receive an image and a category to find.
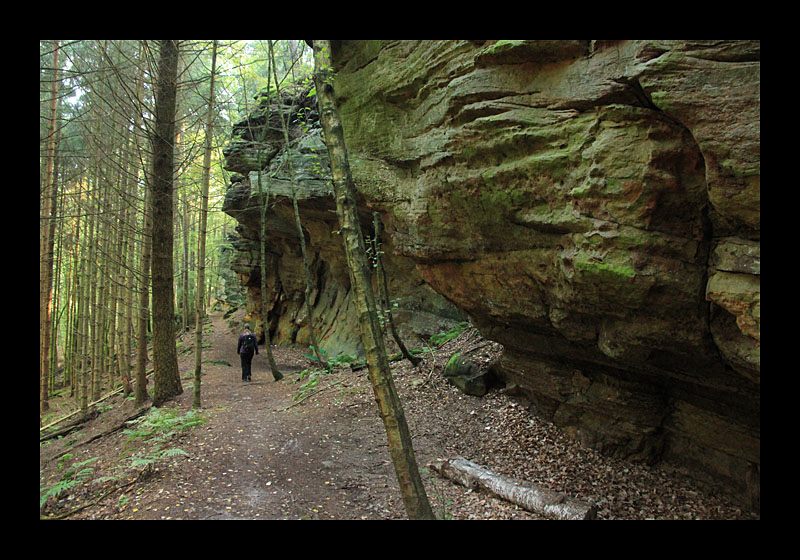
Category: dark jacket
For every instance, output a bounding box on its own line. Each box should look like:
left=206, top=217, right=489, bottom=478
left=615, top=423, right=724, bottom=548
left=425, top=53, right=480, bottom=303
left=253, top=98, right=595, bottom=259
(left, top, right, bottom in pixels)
left=237, top=332, right=258, bottom=355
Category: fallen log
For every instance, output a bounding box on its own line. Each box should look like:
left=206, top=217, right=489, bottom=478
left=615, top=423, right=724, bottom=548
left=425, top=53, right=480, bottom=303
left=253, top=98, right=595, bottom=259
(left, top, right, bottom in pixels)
left=40, top=368, right=154, bottom=433
left=429, top=456, right=597, bottom=520
left=39, top=408, right=100, bottom=443
left=45, top=406, right=150, bottom=464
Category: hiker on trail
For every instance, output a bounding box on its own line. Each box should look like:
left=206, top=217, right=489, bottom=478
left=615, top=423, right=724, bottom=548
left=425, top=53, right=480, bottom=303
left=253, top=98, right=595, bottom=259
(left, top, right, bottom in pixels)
left=237, top=323, right=258, bottom=382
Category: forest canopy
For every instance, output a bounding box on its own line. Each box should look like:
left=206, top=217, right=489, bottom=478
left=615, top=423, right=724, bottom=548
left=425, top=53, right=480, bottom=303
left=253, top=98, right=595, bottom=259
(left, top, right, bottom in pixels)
left=39, top=40, right=314, bottom=415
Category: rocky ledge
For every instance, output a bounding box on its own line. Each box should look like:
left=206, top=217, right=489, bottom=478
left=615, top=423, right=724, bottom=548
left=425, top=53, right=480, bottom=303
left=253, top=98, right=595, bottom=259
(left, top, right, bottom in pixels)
left=222, top=41, right=759, bottom=512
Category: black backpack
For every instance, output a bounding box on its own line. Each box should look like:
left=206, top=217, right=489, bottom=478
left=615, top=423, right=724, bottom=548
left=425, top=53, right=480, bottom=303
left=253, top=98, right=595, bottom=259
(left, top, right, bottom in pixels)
left=241, top=333, right=256, bottom=354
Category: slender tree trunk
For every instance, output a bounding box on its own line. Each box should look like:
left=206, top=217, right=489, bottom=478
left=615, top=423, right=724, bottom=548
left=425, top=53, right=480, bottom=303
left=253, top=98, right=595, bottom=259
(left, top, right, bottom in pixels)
left=238, top=55, right=282, bottom=381
left=312, top=39, right=435, bottom=520
left=193, top=40, right=218, bottom=409
left=93, top=156, right=113, bottom=401
left=135, top=182, right=152, bottom=407
left=151, top=39, right=182, bottom=407
left=40, top=40, right=60, bottom=414
left=116, top=123, right=136, bottom=397
left=182, top=185, right=190, bottom=332
left=67, top=178, right=83, bottom=396
left=133, top=59, right=151, bottom=408
left=87, top=167, right=101, bottom=404
left=372, top=212, right=421, bottom=366
left=269, top=40, right=326, bottom=368
left=48, top=131, right=64, bottom=397
left=69, top=179, right=83, bottom=400
left=258, top=171, right=283, bottom=381
left=79, top=173, right=98, bottom=415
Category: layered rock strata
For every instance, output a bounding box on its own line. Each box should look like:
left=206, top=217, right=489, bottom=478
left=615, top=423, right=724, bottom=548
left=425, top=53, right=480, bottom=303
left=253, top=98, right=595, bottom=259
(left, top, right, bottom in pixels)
left=221, top=87, right=467, bottom=360
left=222, top=41, right=759, bottom=511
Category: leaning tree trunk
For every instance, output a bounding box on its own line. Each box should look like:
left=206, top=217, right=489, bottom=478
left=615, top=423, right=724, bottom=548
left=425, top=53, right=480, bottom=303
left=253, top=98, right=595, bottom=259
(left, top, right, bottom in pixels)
left=150, top=39, right=182, bottom=407
left=312, top=39, right=435, bottom=520
left=372, top=212, right=420, bottom=366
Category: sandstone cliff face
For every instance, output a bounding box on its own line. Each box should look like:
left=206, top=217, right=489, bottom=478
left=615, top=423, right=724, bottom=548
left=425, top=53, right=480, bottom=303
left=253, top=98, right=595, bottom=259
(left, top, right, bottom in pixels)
left=221, top=87, right=467, bottom=359
left=222, top=40, right=759, bottom=510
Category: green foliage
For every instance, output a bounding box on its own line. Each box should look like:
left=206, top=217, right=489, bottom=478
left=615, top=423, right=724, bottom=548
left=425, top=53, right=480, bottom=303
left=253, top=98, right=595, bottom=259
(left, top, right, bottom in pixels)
left=293, top=368, right=322, bottom=402
left=444, top=350, right=463, bottom=375
left=331, top=353, right=357, bottom=365
left=389, top=348, right=424, bottom=362
left=42, top=408, right=205, bottom=512
left=302, top=346, right=326, bottom=363
left=107, top=408, right=201, bottom=489
left=40, top=456, right=99, bottom=508
left=291, top=367, right=345, bottom=404
left=292, top=346, right=363, bottom=401
left=120, top=446, right=189, bottom=472
left=430, top=322, right=471, bottom=347
left=292, top=349, right=355, bottom=402
left=303, top=347, right=357, bottom=372
left=123, top=407, right=206, bottom=445
left=204, top=359, right=232, bottom=367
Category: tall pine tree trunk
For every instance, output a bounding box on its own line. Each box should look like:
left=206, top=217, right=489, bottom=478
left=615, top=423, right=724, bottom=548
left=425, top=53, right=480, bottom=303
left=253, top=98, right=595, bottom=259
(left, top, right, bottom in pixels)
left=40, top=40, right=60, bottom=414
left=193, top=40, right=218, bottom=409
left=134, top=57, right=151, bottom=408
left=79, top=172, right=98, bottom=415
left=135, top=182, right=152, bottom=407
left=312, top=39, right=434, bottom=520
left=117, top=119, right=137, bottom=398
left=151, top=39, right=182, bottom=407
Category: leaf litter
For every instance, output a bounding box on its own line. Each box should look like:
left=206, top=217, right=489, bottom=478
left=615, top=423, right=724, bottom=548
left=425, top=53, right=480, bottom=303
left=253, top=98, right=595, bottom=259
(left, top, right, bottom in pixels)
left=40, top=311, right=756, bottom=520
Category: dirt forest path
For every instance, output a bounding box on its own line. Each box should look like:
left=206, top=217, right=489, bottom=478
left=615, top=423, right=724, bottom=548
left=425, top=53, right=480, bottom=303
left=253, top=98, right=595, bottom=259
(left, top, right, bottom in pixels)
left=117, top=310, right=409, bottom=520
left=164, top=310, right=405, bottom=520
left=41, top=310, right=756, bottom=520
left=40, top=310, right=425, bottom=520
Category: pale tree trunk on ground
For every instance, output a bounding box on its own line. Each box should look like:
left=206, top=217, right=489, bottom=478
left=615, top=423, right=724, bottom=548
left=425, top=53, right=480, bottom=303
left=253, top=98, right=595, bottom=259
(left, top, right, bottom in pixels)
left=429, top=456, right=598, bottom=520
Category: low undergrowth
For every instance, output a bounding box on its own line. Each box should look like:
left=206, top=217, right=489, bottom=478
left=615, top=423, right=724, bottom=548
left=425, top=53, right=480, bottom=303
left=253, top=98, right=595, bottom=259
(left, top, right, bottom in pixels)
left=40, top=407, right=207, bottom=517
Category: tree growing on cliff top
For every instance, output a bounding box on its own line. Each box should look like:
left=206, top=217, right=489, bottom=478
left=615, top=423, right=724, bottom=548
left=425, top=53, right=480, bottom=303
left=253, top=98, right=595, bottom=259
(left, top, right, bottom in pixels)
left=311, top=39, right=435, bottom=520
left=269, top=39, right=327, bottom=369
left=234, top=48, right=283, bottom=381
